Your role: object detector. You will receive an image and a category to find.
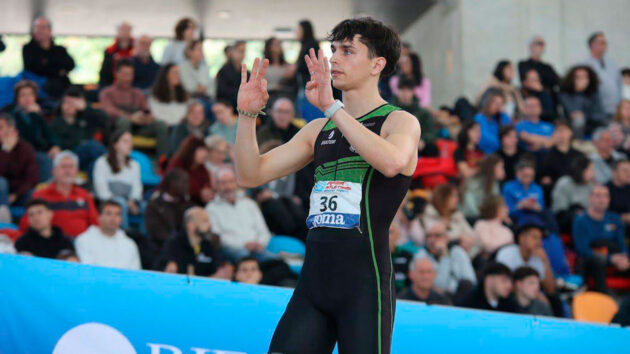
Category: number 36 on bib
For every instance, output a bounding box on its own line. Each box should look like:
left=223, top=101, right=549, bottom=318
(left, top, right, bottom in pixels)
left=306, top=180, right=362, bottom=229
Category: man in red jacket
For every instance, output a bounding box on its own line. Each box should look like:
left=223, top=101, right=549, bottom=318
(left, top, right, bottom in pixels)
left=20, top=151, right=98, bottom=237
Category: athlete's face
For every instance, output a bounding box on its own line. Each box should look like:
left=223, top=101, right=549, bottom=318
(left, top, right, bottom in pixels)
left=329, top=35, right=386, bottom=91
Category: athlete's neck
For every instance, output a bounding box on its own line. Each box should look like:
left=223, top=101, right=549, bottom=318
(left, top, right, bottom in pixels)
left=341, top=84, right=387, bottom=118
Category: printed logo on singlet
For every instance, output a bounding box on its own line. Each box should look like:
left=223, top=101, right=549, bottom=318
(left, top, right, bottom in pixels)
left=321, top=130, right=337, bottom=145
left=349, top=145, right=356, bottom=153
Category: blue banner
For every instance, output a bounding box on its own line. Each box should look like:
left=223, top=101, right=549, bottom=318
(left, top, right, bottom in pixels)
left=0, top=254, right=628, bottom=353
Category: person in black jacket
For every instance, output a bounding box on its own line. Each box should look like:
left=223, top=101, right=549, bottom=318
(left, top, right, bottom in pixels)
left=518, top=36, right=559, bottom=94
left=216, top=41, right=247, bottom=108
left=22, top=17, right=75, bottom=99
left=14, top=199, right=74, bottom=259
left=459, top=262, right=520, bottom=313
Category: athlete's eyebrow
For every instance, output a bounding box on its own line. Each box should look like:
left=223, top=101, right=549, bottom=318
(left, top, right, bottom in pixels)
left=331, top=42, right=355, bottom=51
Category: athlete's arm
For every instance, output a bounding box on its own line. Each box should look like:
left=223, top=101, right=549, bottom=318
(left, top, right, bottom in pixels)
left=234, top=57, right=323, bottom=187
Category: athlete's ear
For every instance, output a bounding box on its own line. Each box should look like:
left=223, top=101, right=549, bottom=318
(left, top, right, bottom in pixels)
left=371, top=57, right=386, bottom=76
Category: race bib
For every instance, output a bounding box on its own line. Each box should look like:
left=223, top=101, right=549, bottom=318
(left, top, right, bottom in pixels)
left=306, top=180, right=362, bottom=229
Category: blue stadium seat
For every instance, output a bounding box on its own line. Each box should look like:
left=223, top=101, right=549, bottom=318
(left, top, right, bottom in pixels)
left=130, top=150, right=161, bottom=187
left=0, top=222, right=18, bottom=230
left=266, top=235, right=305, bottom=274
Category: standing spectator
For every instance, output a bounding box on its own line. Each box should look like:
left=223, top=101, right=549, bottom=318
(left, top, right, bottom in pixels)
left=513, top=266, right=553, bottom=316
left=414, top=221, right=477, bottom=296
left=462, top=154, right=505, bottom=219
left=0, top=35, right=5, bottom=52
left=180, top=39, right=215, bottom=99
left=209, top=100, right=238, bottom=145
left=474, top=89, right=511, bottom=154
left=473, top=196, right=514, bottom=255
left=518, top=36, right=560, bottom=94
left=389, top=222, right=414, bottom=293
left=263, top=37, right=293, bottom=98
left=149, top=63, right=189, bottom=126
left=389, top=53, right=431, bottom=108
left=614, top=100, right=630, bottom=137
left=539, top=119, right=586, bottom=188
left=573, top=185, right=629, bottom=293
left=516, top=96, right=554, bottom=152
left=423, top=184, right=477, bottom=255
left=0, top=113, right=38, bottom=210
left=477, top=61, right=524, bottom=119
left=497, top=125, right=524, bottom=182
left=75, top=200, right=141, bottom=270
left=145, top=168, right=193, bottom=249
left=99, top=21, right=134, bottom=87
left=205, top=168, right=275, bottom=262
left=14, top=199, right=73, bottom=259
left=170, top=100, right=210, bottom=154
left=256, top=98, right=300, bottom=147
left=623, top=69, right=630, bottom=101
left=11, top=80, right=59, bottom=182
left=502, top=158, right=545, bottom=214
left=132, top=35, right=160, bottom=90
left=166, top=136, right=213, bottom=206
left=22, top=16, right=74, bottom=99
left=589, top=127, right=626, bottom=184
left=582, top=32, right=622, bottom=116
left=454, top=121, right=484, bottom=180
left=397, top=257, right=452, bottom=305
left=93, top=130, right=142, bottom=228
left=559, top=65, right=606, bottom=138
left=234, top=256, right=263, bottom=284
left=520, top=69, right=556, bottom=121
left=551, top=155, right=595, bottom=232
left=162, top=18, right=197, bottom=65
left=392, top=78, right=438, bottom=154
left=216, top=41, right=247, bottom=108
left=155, top=206, right=233, bottom=279
left=205, top=135, right=230, bottom=174
left=19, top=151, right=99, bottom=237
left=294, top=20, right=319, bottom=89
left=459, top=262, right=518, bottom=313
left=607, top=159, right=630, bottom=225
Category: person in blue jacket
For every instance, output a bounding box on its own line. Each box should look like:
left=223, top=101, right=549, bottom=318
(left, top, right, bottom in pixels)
left=475, top=88, right=511, bottom=153
left=502, top=157, right=545, bottom=214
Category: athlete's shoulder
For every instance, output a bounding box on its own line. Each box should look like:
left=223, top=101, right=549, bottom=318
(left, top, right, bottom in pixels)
left=383, top=108, right=421, bottom=134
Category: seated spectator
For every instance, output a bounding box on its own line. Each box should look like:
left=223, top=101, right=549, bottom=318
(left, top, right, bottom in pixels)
left=19, top=151, right=98, bottom=237
left=99, top=59, right=169, bottom=157
left=216, top=41, right=247, bottom=108
left=145, top=168, right=193, bottom=249
left=392, top=78, right=437, bottom=155
left=75, top=200, right=141, bottom=270
left=93, top=130, right=142, bottom=228
left=497, top=125, right=524, bottom=181
left=393, top=196, right=425, bottom=246
left=623, top=69, right=630, bottom=101
left=234, top=256, right=263, bottom=284
left=206, top=168, right=276, bottom=262
left=516, top=96, right=554, bottom=152
left=263, top=37, right=294, bottom=99
left=210, top=100, right=239, bottom=145
left=205, top=135, right=230, bottom=174
left=613, top=100, right=630, bottom=152
left=22, top=16, right=74, bottom=99
left=502, top=158, right=545, bottom=214
left=398, top=257, right=452, bottom=305
left=582, top=32, right=621, bottom=117
left=423, top=184, right=478, bottom=255
left=389, top=52, right=431, bottom=108
left=496, top=223, right=556, bottom=296
left=539, top=119, right=586, bottom=188
left=149, top=63, right=189, bottom=126
left=50, top=87, right=107, bottom=173
left=132, top=35, right=160, bottom=90
left=0, top=113, right=38, bottom=210
left=155, top=206, right=233, bottom=279
left=389, top=222, right=414, bottom=293
left=559, top=65, right=606, bottom=138
left=573, top=185, right=629, bottom=293
left=161, top=18, right=197, bottom=65
left=180, top=39, right=214, bottom=99
left=459, top=262, right=518, bottom=313
left=551, top=155, right=595, bottom=232
left=99, top=21, right=134, bottom=87
left=518, top=36, right=560, bottom=94
left=167, top=136, right=213, bottom=206
left=520, top=69, right=556, bottom=121
left=474, top=196, right=514, bottom=255
left=170, top=100, right=210, bottom=154
left=513, top=266, right=553, bottom=316
left=14, top=199, right=74, bottom=259
left=589, top=127, right=626, bottom=184
left=256, top=98, right=301, bottom=147
left=11, top=80, right=59, bottom=181
left=474, top=88, right=511, bottom=154
left=476, top=60, right=524, bottom=119
left=607, top=159, right=630, bottom=225
left=414, top=221, right=477, bottom=296
left=462, top=154, right=505, bottom=219
left=454, top=121, right=484, bottom=180
left=57, top=249, right=79, bottom=263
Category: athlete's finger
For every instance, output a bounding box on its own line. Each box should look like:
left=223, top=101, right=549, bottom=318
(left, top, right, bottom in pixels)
left=323, top=56, right=330, bottom=74
left=251, top=58, right=260, bottom=81
left=318, top=49, right=324, bottom=66
left=309, top=48, right=318, bottom=66
left=258, top=59, right=270, bottom=79
left=240, top=63, right=247, bottom=86
left=305, top=54, right=315, bottom=75
left=305, top=81, right=317, bottom=90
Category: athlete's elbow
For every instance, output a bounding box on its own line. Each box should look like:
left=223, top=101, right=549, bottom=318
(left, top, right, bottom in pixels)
left=235, top=172, right=260, bottom=188
left=381, top=160, right=406, bottom=178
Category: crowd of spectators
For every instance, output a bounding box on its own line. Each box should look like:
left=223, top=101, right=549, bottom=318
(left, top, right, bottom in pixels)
left=1, top=16, right=629, bottom=323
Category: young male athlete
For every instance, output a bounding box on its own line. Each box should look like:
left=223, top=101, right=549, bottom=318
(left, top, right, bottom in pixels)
left=234, top=17, right=420, bottom=354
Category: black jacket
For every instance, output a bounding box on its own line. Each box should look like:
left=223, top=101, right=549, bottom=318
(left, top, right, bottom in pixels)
left=14, top=226, right=74, bottom=259
left=22, top=39, right=75, bottom=99
left=154, top=229, right=223, bottom=276
left=459, top=284, right=520, bottom=314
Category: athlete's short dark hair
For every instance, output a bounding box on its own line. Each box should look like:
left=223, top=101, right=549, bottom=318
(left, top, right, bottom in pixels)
left=327, top=17, right=401, bottom=78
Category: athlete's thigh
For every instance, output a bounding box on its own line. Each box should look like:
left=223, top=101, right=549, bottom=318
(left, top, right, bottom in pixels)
left=268, top=292, right=336, bottom=354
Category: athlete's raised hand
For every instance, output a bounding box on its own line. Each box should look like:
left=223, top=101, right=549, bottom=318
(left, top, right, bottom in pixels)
left=304, top=48, right=335, bottom=112
left=237, top=58, right=270, bottom=114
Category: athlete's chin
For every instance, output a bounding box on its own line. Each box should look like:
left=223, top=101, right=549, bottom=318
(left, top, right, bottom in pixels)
left=332, top=79, right=348, bottom=91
